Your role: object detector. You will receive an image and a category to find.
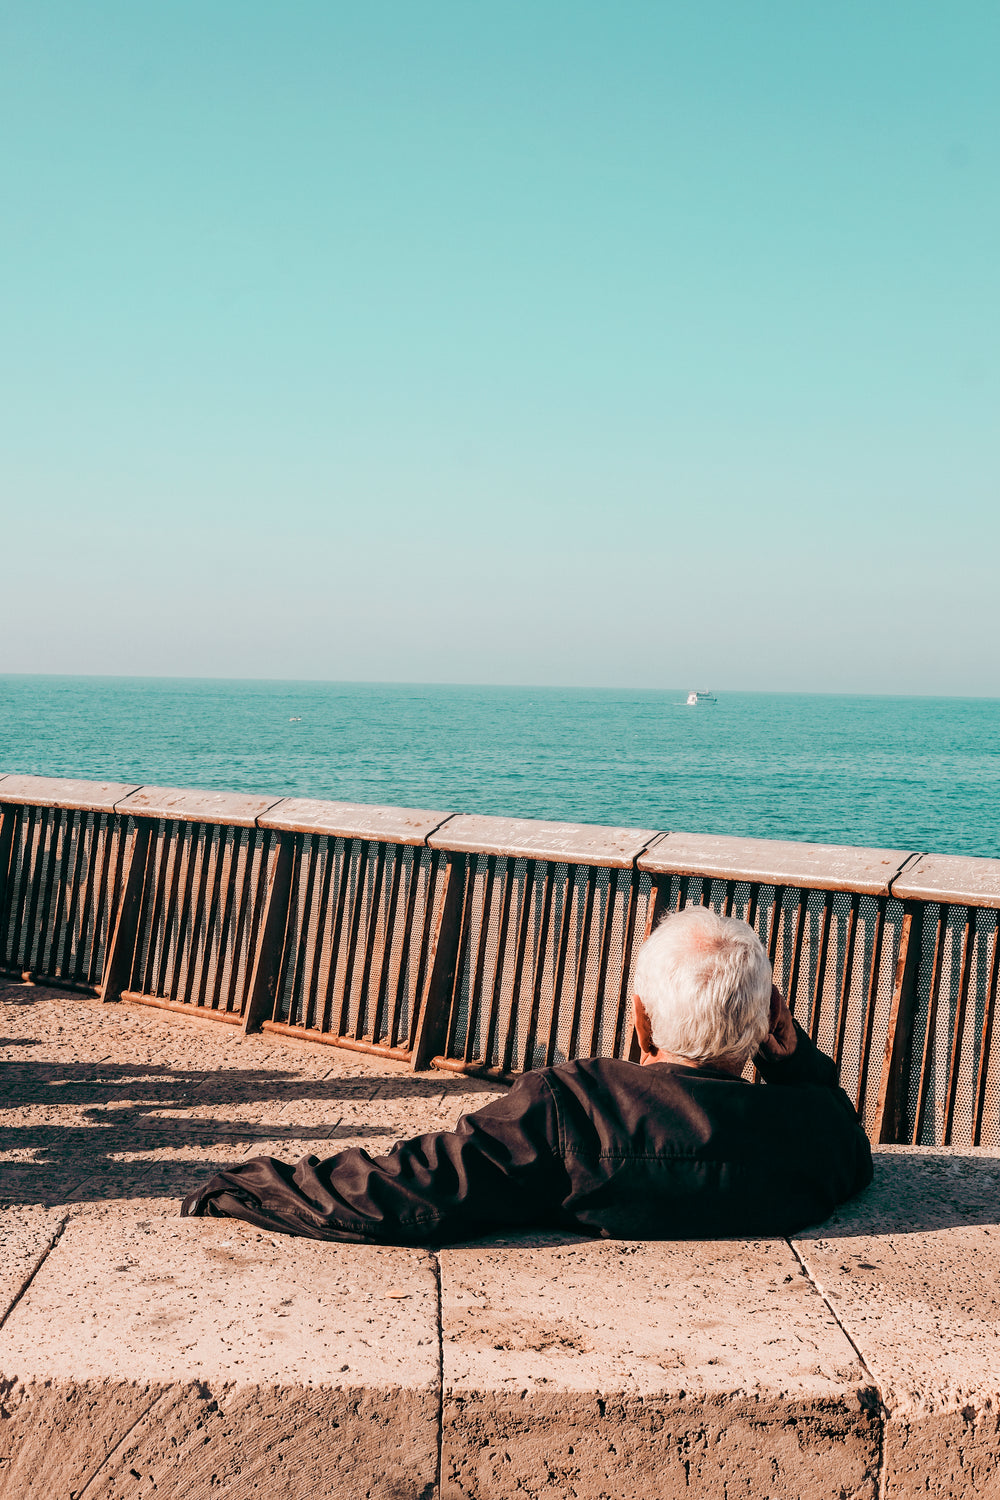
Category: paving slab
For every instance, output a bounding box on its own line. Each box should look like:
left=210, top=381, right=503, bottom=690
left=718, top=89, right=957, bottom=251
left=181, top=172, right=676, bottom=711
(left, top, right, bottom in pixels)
left=0, top=1213, right=439, bottom=1500
left=0, top=983, right=492, bottom=1210
left=12, top=979, right=1000, bottom=1497
left=0, top=1205, right=66, bottom=1321
left=794, top=1147, right=1000, bottom=1500
left=440, top=1238, right=880, bottom=1500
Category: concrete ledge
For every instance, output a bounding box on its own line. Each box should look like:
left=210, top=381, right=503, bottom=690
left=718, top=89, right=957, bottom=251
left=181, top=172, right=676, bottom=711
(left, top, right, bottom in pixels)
left=0, top=1205, right=66, bottom=1318
left=0, top=1216, right=439, bottom=1500
left=4, top=981, right=1000, bottom=1500
left=795, top=1148, right=1000, bottom=1500
left=7, top=778, right=1000, bottom=913
left=441, top=1237, right=879, bottom=1499
left=0, top=1163, right=997, bottom=1497
left=890, top=852, right=1000, bottom=908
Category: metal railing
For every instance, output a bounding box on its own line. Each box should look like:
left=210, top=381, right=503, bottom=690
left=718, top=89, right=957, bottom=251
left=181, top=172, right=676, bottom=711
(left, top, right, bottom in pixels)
left=2, top=772, right=999, bottom=1148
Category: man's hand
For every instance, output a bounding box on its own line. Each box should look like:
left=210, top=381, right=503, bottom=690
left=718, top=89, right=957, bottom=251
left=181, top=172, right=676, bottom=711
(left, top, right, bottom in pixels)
left=760, top=985, right=797, bottom=1060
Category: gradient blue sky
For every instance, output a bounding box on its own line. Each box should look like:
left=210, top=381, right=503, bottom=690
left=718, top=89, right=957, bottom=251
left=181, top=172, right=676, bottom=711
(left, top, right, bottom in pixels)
left=3, top=3, right=997, bottom=692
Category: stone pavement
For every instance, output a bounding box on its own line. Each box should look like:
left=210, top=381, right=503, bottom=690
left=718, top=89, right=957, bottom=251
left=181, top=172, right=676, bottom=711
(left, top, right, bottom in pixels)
left=1, top=981, right=999, bottom=1499
left=0, top=980, right=501, bottom=1212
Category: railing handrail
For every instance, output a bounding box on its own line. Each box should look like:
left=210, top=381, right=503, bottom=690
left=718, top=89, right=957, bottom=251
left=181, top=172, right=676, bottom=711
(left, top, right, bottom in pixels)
left=4, top=770, right=1000, bottom=901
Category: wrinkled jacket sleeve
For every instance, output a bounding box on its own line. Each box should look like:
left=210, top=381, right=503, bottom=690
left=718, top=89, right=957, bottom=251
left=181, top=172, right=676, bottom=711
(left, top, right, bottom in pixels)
left=755, top=1019, right=874, bottom=1200
left=181, top=1070, right=566, bottom=1242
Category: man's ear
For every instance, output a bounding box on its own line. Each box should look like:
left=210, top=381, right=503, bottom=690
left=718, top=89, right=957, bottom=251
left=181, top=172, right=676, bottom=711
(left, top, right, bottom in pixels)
left=633, top=994, right=657, bottom=1062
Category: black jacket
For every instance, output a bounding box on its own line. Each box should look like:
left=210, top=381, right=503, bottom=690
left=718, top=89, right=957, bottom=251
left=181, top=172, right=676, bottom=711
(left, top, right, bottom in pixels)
left=181, top=1022, right=872, bottom=1242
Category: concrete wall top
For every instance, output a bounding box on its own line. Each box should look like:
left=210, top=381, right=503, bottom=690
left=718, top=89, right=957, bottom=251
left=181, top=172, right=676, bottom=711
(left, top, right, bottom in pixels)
left=429, top=813, right=659, bottom=868
left=259, top=796, right=452, bottom=846
left=0, top=1213, right=439, bottom=1499
left=8, top=774, right=1000, bottom=913
left=0, top=773, right=142, bottom=814
left=891, top=852, right=1000, bottom=909
left=638, top=830, right=919, bottom=896
left=794, top=1148, right=1000, bottom=1490
left=114, top=785, right=283, bottom=828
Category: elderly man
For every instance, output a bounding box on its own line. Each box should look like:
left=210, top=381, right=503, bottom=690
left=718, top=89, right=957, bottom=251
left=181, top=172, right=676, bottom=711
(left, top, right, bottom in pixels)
left=182, top=906, right=872, bottom=1241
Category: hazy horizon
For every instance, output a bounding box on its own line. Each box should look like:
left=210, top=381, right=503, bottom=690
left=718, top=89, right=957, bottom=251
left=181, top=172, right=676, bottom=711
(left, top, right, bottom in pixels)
left=3, top=672, right=1000, bottom=703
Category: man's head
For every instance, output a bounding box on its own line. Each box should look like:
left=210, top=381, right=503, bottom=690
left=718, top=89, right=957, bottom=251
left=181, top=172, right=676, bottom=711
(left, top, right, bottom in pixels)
left=632, top=906, right=773, bottom=1072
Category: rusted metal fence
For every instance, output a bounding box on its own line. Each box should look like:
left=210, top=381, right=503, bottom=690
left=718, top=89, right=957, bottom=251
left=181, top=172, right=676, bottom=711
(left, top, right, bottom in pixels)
left=2, top=772, right=999, bottom=1148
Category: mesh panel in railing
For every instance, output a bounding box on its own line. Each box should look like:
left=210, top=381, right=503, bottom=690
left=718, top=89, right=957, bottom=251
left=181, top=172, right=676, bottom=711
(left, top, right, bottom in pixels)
left=0, top=804, right=130, bottom=990
left=902, top=903, right=1000, bottom=1148
left=437, top=855, right=653, bottom=1073
left=653, top=874, right=905, bottom=1139
left=273, top=835, right=444, bottom=1051
left=128, top=820, right=276, bottom=1019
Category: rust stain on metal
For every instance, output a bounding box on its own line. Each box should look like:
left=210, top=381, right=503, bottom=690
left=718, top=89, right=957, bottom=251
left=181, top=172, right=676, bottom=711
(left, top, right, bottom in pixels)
left=120, top=990, right=243, bottom=1023
left=260, top=1019, right=412, bottom=1062
left=942, top=908, right=975, bottom=1145
left=973, top=919, right=1000, bottom=1145
left=855, top=897, right=887, bottom=1116
left=912, top=906, right=949, bottom=1145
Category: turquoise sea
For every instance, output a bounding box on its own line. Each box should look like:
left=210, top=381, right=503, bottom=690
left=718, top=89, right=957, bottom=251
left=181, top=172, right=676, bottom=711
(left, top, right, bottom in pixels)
left=1, top=677, right=998, bottom=859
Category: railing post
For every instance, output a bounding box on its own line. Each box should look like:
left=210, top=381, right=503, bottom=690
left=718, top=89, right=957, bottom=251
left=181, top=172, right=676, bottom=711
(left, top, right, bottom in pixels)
left=411, top=852, right=466, bottom=1071
left=0, top=805, right=17, bottom=958
left=614, top=866, right=642, bottom=1060
left=100, top=819, right=152, bottom=1003
left=243, top=832, right=295, bottom=1033
left=626, top=871, right=670, bottom=1061
left=873, top=900, right=924, bottom=1143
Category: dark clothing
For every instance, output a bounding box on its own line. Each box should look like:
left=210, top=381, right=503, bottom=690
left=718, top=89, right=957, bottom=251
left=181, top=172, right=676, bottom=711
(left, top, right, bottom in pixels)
left=181, top=1022, right=872, bottom=1242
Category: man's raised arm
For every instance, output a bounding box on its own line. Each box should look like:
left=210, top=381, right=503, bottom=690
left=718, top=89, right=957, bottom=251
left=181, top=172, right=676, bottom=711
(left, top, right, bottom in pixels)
left=753, top=985, right=840, bottom=1088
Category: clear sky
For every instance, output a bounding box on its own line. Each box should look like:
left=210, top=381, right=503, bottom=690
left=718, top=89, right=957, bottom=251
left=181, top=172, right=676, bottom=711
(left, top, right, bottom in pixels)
left=2, top=2, right=997, bottom=693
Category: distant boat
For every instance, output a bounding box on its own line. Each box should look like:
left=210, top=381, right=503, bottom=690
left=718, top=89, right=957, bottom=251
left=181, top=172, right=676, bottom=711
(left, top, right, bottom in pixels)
left=686, top=691, right=717, bottom=705
left=288, top=716, right=302, bottom=722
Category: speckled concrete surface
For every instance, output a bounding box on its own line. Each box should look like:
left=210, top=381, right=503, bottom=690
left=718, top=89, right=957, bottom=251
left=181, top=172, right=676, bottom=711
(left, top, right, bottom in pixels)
left=0, top=1203, right=65, bottom=1319
left=440, top=1238, right=880, bottom=1499
left=795, top=1148, right=1000, bottom=1500
left=0, top=1215, right=439, bottom=1499
left=0, top=979, right=498, bottom=1213
left=0, top=981, right=490, bottom=1499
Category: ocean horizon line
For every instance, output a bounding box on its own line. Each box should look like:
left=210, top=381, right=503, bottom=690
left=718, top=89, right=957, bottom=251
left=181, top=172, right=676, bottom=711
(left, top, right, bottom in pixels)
left=2, top=673, right=998, bottom=704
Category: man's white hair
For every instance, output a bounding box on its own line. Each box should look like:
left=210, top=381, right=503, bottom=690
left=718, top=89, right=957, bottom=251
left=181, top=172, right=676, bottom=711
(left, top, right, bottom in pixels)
left=633, top=905, right=772, bottom=1067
